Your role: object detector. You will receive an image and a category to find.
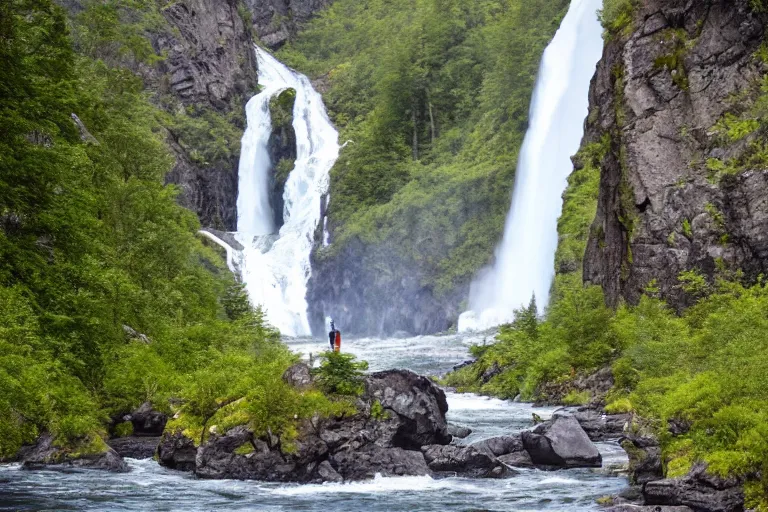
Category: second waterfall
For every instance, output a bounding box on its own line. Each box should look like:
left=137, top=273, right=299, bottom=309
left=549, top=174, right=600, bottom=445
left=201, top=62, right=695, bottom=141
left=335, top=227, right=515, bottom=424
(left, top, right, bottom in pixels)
left=234, top=48, right=339, bottom=337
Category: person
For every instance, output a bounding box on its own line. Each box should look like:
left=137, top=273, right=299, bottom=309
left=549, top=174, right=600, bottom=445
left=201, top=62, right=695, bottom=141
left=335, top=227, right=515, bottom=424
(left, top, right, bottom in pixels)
left=328, top=320, right=337, bottom=351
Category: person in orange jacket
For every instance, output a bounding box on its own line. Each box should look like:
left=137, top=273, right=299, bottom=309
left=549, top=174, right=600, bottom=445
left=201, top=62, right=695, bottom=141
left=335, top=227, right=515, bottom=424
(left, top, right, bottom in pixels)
left=328, top=319, right=340, bottom=351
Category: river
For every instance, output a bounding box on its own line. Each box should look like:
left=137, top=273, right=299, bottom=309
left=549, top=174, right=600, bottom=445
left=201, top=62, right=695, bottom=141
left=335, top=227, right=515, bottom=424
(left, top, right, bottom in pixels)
left=0, top=333, right=628, bottom=511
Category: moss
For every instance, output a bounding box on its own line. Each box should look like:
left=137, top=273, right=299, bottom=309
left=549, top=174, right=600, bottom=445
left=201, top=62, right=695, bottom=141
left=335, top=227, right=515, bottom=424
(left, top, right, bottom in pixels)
left=562, top=390, right=591, bottom=406
left=652, top=29, right=692, bottom=91
left=599, top=0, right=637, bottom=38
left=605, top=397, right=633, bottom=414
left=370, top=399, right=391, bottom=421
left=682, top=218, right=692, bottom=238
left=234, top=442, right=255, bottom=456
left=269, top=88, right=296, bottom=129
left=114, top=421, right=134, bottom=438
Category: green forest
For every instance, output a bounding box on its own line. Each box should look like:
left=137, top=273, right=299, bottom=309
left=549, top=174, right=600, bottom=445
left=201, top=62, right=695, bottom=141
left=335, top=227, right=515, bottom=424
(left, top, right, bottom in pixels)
left=279, top=0, right=569, bottom=293
left=0, top=0, right=347, bottom=461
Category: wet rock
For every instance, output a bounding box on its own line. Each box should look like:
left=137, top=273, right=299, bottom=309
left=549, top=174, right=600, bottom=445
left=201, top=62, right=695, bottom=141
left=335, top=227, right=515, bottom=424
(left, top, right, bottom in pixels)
left=620, top=435, right=663, bottom=485
left=470, top=435, right=524, bottom=457
left=364, top=369, right=451, bottom=449
left=20, top=434, right=128, bottom=473
left=282, top=363, right=313, bottom=389
left=497, top=450, right=535, bottom=468
left=481, top=362, right=502, bottom=383
left=108, top=436, right=160, bottom=460
left=521, top=416, right=602, bottom=468
left=124, top=402, right=168, bottom=436
left=330, top=446, right=430, bottom=481
left=157, top=430, right=197, bottom=472
left=555, top=408, right=629, bottom=441
left=421, top=444, right=508, bottom=478
left=643, top=463, right=744, bottom=512
left=447, top=424, right=472, bottom=439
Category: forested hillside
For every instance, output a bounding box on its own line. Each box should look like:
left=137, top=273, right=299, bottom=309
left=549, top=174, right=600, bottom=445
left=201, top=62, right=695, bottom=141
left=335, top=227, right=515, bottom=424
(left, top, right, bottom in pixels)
left=0, top=0, right=327, bottom=461
left=277, top=0, right=571, bottom=334
left=445, top=0, right=768, bottom=508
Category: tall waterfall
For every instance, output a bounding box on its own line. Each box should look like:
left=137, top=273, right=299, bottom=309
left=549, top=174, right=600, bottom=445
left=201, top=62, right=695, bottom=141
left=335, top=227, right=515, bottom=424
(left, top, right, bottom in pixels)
left=233, top=48, right=339, bottom=336
left=458, top=0, right=604, bottom=332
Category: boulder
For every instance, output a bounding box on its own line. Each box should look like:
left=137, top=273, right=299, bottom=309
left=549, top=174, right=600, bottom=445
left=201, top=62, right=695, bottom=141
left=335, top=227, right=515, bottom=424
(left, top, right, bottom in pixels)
left=20, top=433, right=128, bottom=472
left=498, top=450, right=535, bottom=468
left=620, top=435, right=663, bottom=485
left=521, top=416, right=602, bottom=468
left=447, top=423, right=472, bottom=439
left=126, top=402, right=168, bottom=436
left=470, top=435, right=523, bottom=457
left=364, top=369, right=451, bottom=449
left=282, top=363, right=313, bottom=389
left=108, top=436, right=160, bottom=459
left=157, top=430, right=197, bottom=472
left=643, top=462, right=744, bottom=512
left=557, top=408, right=629, bottom=441
left=330, top=446, right=430, bottom=481
left=421, top=444, right=507, bottom=478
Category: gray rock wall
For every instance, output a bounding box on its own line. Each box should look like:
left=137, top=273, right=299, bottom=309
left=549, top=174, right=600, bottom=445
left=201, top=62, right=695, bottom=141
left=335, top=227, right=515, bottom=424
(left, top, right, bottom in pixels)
left=583, top=0, right=768, bottom=309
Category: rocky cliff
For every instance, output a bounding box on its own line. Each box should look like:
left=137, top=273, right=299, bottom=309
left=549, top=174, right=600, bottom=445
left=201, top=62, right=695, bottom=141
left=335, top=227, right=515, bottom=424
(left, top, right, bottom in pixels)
left=583, top=0, right=768, bottom=309
left=245, top=0, right=333, bottom=49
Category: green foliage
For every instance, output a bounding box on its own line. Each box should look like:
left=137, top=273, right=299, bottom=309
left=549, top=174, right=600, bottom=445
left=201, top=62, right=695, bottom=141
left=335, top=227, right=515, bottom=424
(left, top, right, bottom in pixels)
left=279, top=0, right=570, bottom=296
left=0, top=0, right=314, bottom=459
left=598, top=0, right=636, bottom=37
left=114, top=421, right=134, bottom=437
left=562, top=390, right=591, bottom=406
left=605, top=398, right=633, bottom=414
left=370, top=399, right=390, bottom=421
left=313, top=351, right=369, bottom=396
left=682, top=218, right=693, bottom=238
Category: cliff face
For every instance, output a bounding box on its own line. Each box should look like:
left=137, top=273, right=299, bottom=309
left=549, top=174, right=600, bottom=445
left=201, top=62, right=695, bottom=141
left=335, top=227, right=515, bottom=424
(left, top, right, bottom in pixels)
left=245, top=0, right=333, bottom=49
left=583, top=0, right=768, bottom=309
left=155, top=0, right=258, bottom=231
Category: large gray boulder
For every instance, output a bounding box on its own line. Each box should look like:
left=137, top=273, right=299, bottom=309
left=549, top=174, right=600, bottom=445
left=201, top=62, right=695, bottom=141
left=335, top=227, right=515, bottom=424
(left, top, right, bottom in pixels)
left=20, top=433, right=128, bottom=473
left=421, top=444, right=507, bottom=478
left=364, top=369, right=451, bottom=449
left=157, top=430, right=197, bottom=472
left=521, top=416, right=602, bottom=468
left=330, top=446, right=430, bottom=481
left=470, top=435, right=524, bottom=458
left=621, top=435, right=664, bottom=485
left=643, top=462, right=744, bottom=512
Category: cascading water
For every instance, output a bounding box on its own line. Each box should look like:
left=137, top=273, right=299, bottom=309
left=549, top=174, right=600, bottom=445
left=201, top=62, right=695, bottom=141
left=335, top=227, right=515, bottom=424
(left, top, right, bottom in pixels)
left=458, top=0, right=604, bottom=332
left=233, top=48, right=339, bottom=336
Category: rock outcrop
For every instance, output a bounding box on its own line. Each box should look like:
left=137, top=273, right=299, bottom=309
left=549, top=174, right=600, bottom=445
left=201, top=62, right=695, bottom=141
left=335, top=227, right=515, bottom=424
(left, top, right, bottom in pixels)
left=582, top=0, right=768, bottom=309
left=521, top=416, right=602, bottom=468
left=158, top=369, right=457, bottom=482
left=19, top=434, right=128, bottom=473
left=643, top=462, right=744, bottom=512
left=244, top=0, right=333, bottom=49
left=421, top=444, right=507, bottom=478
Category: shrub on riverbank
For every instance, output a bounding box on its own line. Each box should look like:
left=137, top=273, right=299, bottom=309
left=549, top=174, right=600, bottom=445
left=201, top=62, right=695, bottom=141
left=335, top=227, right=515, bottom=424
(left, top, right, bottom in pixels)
left=447, top=277, right=768, bottom=507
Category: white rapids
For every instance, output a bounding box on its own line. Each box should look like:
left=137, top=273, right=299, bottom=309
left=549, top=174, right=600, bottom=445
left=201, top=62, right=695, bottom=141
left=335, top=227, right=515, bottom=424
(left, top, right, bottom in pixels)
left=224, top=47, right=339, bottom=336
left=458, top=0, right=604, bottom=331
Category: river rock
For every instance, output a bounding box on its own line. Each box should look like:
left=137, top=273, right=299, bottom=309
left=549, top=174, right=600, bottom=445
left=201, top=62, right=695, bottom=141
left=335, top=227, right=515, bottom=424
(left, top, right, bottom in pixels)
left=20, top=433, right=128, bottom=472
left=498, top=450, right=534, bottom=468
left=643, top=462, right=744, bottom=512
left=159, top=368, right=452, bottom=482
left=421, top=444, right=507, bottom=478
left=620, top=435, right=663, bottom=485
left=282, top=363, right=313, bottom=389
left=470, top=435, right=524, bottom=457
left=125, top=402, right=168, bottom=436
left=554, top=408, right=630, bottom=441
left=108, top=436, right=160, bottom=459
left=364, top=369, right=451, bottom=448
left=330, top=446, right=430, bottom=480
left=157, top=430, right=198, bottom=472
left=447, top=423, right=472, bottom=439
left=521, top=416, right=602, bottom=468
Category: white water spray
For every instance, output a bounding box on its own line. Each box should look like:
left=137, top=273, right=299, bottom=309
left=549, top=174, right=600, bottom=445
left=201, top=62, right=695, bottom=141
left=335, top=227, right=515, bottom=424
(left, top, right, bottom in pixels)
left=233, top=48, right=339, bottom=336
left=458, top=0, right=604, bottom=331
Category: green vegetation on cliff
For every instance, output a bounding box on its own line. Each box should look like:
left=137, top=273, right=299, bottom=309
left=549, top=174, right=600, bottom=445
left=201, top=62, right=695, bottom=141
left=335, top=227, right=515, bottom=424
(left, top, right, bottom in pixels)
left=0, top=0, right=295, bottom=459
left=279, top=0, right=570, bottom=295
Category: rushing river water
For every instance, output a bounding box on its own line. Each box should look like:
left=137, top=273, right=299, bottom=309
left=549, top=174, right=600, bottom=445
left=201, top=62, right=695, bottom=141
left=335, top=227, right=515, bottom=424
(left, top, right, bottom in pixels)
left=0, top=333, right=628, bottom=511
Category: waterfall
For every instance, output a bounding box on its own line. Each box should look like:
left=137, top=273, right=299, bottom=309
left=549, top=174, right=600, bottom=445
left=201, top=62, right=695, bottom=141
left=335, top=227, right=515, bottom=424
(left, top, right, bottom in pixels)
left=458, top=0, right=604, bottom=332
left=233, top=48, right=339, bottom=336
